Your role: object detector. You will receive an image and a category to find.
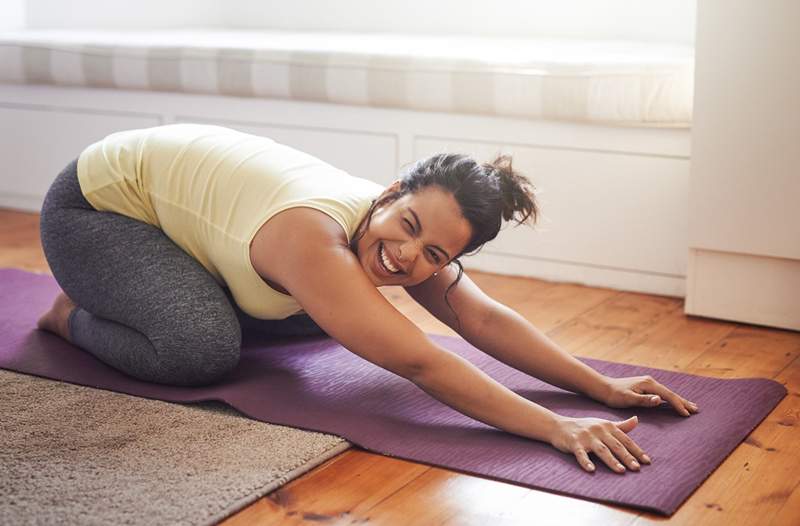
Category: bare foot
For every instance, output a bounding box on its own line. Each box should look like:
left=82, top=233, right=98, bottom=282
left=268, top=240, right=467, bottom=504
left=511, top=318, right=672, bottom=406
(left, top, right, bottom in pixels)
left=37, top=291, right=77, bottom=342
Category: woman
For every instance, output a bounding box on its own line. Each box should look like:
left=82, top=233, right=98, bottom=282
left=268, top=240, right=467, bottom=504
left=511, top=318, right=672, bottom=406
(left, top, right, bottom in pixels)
left=37, top=123, right=698, bottom=474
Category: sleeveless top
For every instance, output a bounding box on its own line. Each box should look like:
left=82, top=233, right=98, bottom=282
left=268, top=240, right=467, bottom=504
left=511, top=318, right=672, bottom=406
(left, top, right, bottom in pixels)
left=76, top=123, right=384, bottom=319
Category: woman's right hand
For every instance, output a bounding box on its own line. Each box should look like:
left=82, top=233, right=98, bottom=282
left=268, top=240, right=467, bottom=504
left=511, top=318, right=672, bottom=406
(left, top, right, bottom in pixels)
left=549, top=415, right=651, bottom=473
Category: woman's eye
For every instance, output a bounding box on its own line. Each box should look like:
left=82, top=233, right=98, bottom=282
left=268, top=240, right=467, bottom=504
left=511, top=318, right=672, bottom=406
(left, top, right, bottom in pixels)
left=400, top=217, right=439, bottom=263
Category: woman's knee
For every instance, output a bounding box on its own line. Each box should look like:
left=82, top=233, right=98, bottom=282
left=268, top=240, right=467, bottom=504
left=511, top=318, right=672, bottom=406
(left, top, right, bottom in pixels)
left=154, top=321, right=242, bottom=386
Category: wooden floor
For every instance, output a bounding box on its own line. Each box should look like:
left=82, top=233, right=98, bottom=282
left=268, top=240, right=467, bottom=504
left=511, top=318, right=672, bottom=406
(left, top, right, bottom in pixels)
left=2, top=207, right=798, bottom=526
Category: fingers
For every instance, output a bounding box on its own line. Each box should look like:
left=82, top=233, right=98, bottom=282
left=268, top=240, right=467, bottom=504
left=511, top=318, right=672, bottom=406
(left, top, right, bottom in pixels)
left=604, top=434, right=641, bottom=471
left=679, top=397, right=699, bottom=415
left=574, top=449, right=595, bottom=472
left=592, top=442, right=627, bottom=473
left=575, top=422, right=650, bottom=474
left=659, top=388, right=689, bottom=416
left=611, top=426, right=651, bottom=465
left=632, top=393, right=663, bottom=407
left=615, top=415, right=638, bottom=432
left=642, top=377, right=700, bottom=417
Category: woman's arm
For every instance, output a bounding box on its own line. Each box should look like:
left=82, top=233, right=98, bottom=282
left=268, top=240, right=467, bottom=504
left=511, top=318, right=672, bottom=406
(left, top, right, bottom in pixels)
left=405, top=265, right=697, bottom=416
left=404, top=265, right=609, bottom=398
left=255, top=208, right=654, bottom=472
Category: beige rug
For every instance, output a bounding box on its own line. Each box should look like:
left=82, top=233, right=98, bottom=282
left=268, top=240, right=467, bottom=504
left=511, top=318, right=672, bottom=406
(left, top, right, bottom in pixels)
left=0, top=369, right=351, bottom=525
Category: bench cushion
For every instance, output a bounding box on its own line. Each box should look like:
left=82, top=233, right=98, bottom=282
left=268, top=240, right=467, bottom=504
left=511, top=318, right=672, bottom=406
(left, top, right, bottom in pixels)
left=0, top=29, right=693, bottom=127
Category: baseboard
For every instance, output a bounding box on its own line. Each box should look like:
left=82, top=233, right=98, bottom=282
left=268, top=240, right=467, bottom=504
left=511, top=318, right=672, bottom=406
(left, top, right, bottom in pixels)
left=0, top=192, right=43, bottom=213
left=465, top=250, right=686, bottom=298
left=685, top=248, right=800, bottom=331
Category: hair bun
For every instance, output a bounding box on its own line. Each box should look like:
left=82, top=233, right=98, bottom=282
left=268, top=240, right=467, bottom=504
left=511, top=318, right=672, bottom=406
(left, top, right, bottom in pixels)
left=483, top=154, right=539, bottom=225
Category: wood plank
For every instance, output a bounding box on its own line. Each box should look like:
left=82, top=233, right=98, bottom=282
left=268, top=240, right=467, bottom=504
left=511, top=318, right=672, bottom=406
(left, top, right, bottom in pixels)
left=772, top=477, right=800, bottom=526
left=485, top=486, right=639, bottom=526
left=547, top=292, right=683, bottom=360
left=510, top=282, right=620, bottom=333
left=600, top=310, right=736, bottom=371
left=684, top=326, right=800, bottom=379
left=0, top=209, right=48, bottom=272
left=464, top=269, right=556, bottom=308
left=349, top=468, right=538, bottom=526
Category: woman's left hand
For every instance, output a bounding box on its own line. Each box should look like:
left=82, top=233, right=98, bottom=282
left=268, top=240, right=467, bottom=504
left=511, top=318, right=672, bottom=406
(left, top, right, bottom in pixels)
left=600, top=375, right=699, bottom=417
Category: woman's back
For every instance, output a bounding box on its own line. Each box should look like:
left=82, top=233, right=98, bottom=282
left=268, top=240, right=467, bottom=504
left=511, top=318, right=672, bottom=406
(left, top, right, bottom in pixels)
left=77, top=123, right=383, bottom=319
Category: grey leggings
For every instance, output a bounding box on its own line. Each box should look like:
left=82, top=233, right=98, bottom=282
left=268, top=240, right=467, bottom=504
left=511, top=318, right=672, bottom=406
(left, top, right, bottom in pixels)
left=39, top=158, right=325, bottom=387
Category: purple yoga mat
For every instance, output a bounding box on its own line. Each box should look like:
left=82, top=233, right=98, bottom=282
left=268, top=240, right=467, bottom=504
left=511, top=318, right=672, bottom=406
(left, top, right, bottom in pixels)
left=0, top=268, right=786, bottom=515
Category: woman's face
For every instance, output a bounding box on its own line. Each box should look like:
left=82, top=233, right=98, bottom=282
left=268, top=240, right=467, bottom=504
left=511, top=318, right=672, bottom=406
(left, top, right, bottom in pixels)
left=355, top=185, right=472, bottom=287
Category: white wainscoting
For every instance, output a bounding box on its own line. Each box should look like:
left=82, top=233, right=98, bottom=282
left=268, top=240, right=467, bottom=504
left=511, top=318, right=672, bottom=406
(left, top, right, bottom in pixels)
left=0, top=83, right=691, bottom=297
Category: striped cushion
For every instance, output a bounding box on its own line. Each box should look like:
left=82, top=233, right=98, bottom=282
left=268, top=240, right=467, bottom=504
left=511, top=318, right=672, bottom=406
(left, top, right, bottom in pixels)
left=0, top=29, right=694, bottom=127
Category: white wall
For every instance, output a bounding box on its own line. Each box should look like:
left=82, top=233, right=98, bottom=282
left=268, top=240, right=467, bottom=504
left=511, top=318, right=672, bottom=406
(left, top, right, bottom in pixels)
left=22, top=0, right=696, bottom=44
left=0, top=0, right=26, bottom=30
left=219, top=0, right=696, bottom=43
left=22, top=0, right=222, bottom=30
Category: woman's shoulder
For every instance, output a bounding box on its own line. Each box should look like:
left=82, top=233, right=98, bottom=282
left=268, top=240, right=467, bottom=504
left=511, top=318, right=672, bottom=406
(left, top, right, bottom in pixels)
left=250, top=206, right=351, bottom=283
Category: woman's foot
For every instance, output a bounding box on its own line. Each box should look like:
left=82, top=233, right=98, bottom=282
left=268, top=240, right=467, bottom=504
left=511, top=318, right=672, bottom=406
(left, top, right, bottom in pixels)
left=37, top=291, right=77, bottom=343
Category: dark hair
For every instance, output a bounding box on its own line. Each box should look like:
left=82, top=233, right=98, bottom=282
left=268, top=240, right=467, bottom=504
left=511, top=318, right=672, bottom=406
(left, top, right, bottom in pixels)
left=351, top=153, right=540, bottom=328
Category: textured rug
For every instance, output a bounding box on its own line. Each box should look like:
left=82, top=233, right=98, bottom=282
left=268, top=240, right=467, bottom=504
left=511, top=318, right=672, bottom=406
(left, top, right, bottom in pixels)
left=0, top=369, right=350, bottom=525
left=0, top=268, right=787, bottom=516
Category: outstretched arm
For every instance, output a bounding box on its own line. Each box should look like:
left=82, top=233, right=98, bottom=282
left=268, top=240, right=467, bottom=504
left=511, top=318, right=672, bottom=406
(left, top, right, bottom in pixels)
left=256, top=208, right=651, bottom=472
left=405, top=265, right=698, bottom=417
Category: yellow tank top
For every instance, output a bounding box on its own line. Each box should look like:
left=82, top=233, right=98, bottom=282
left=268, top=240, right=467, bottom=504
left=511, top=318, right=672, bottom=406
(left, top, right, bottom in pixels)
left=76, top=123, right=384, bottom=319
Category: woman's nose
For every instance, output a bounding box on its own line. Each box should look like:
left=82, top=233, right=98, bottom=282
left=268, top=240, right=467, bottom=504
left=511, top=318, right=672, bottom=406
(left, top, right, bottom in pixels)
left=398, top=239, right=422, bottom=262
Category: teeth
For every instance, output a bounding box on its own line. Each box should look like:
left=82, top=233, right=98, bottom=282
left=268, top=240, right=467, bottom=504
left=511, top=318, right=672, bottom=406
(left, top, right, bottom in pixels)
left=380, top=244, right=400, bottom=273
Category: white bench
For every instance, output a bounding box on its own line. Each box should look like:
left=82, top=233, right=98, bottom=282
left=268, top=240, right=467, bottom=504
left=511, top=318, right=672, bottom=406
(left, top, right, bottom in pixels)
left=0, top=29, right=693, bottom=296
left=0, top=29, right=693, bottom=126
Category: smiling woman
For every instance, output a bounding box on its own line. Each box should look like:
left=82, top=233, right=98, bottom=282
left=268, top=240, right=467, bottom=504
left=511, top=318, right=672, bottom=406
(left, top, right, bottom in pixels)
left=36, top=122, right=699, bottom=475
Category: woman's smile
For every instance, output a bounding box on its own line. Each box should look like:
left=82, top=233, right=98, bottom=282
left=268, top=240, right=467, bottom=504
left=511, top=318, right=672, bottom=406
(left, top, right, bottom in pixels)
left=374, top=241, right=403, bottom=279
left=378, top=242, right=403, bottom=275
